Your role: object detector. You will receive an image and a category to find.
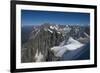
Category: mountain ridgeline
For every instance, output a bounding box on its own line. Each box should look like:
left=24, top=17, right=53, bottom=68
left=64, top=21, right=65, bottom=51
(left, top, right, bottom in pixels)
left=21, top=23, right=90, bottom=63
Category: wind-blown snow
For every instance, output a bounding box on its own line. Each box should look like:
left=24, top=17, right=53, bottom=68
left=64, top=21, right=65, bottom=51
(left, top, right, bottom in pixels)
left=35, top=49, right=44, bottom=62
left=50, top=37, right=84, bottom=57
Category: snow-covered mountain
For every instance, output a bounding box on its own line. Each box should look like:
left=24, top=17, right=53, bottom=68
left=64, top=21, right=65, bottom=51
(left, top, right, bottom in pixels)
left=21, top=23, right=90, bottom=63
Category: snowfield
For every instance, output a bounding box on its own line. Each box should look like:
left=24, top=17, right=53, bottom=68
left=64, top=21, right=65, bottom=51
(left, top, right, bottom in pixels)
left=50, top=37, right=84, bottom=57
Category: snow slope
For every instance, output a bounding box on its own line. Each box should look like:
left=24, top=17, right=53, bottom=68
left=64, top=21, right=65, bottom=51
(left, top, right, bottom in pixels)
left=50, top=37, right=84, bottom=57
left=35, top=49, right=44, bottom=62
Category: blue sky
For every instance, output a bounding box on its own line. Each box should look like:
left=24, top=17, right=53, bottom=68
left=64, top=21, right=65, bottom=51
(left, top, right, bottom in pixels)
left=21, top=10, right=90, bottom=26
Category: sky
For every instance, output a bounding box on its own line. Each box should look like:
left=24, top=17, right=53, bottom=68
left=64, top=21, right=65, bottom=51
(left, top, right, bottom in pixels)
left=21, top=10, right=90, bottom=26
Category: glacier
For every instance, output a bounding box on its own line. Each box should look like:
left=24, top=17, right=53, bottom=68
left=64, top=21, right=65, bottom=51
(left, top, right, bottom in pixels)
left=50, top=37, right=84, bottom=57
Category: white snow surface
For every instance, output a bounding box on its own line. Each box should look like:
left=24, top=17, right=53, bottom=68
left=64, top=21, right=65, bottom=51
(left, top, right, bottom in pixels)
left=48, top=29, right=53, bottom=33
left=50, top=37, right=84, bottom=57
left=54, top=26, right=58, bottom=30
left=35, top=49, right=44, bottom=62
left=50, top=26, right=54, bottom=29
left=44, top=28, right=53, bottom=33
left=50, top=25, right=58, bottom=30
left=57, top=31, right=61, bottom=34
